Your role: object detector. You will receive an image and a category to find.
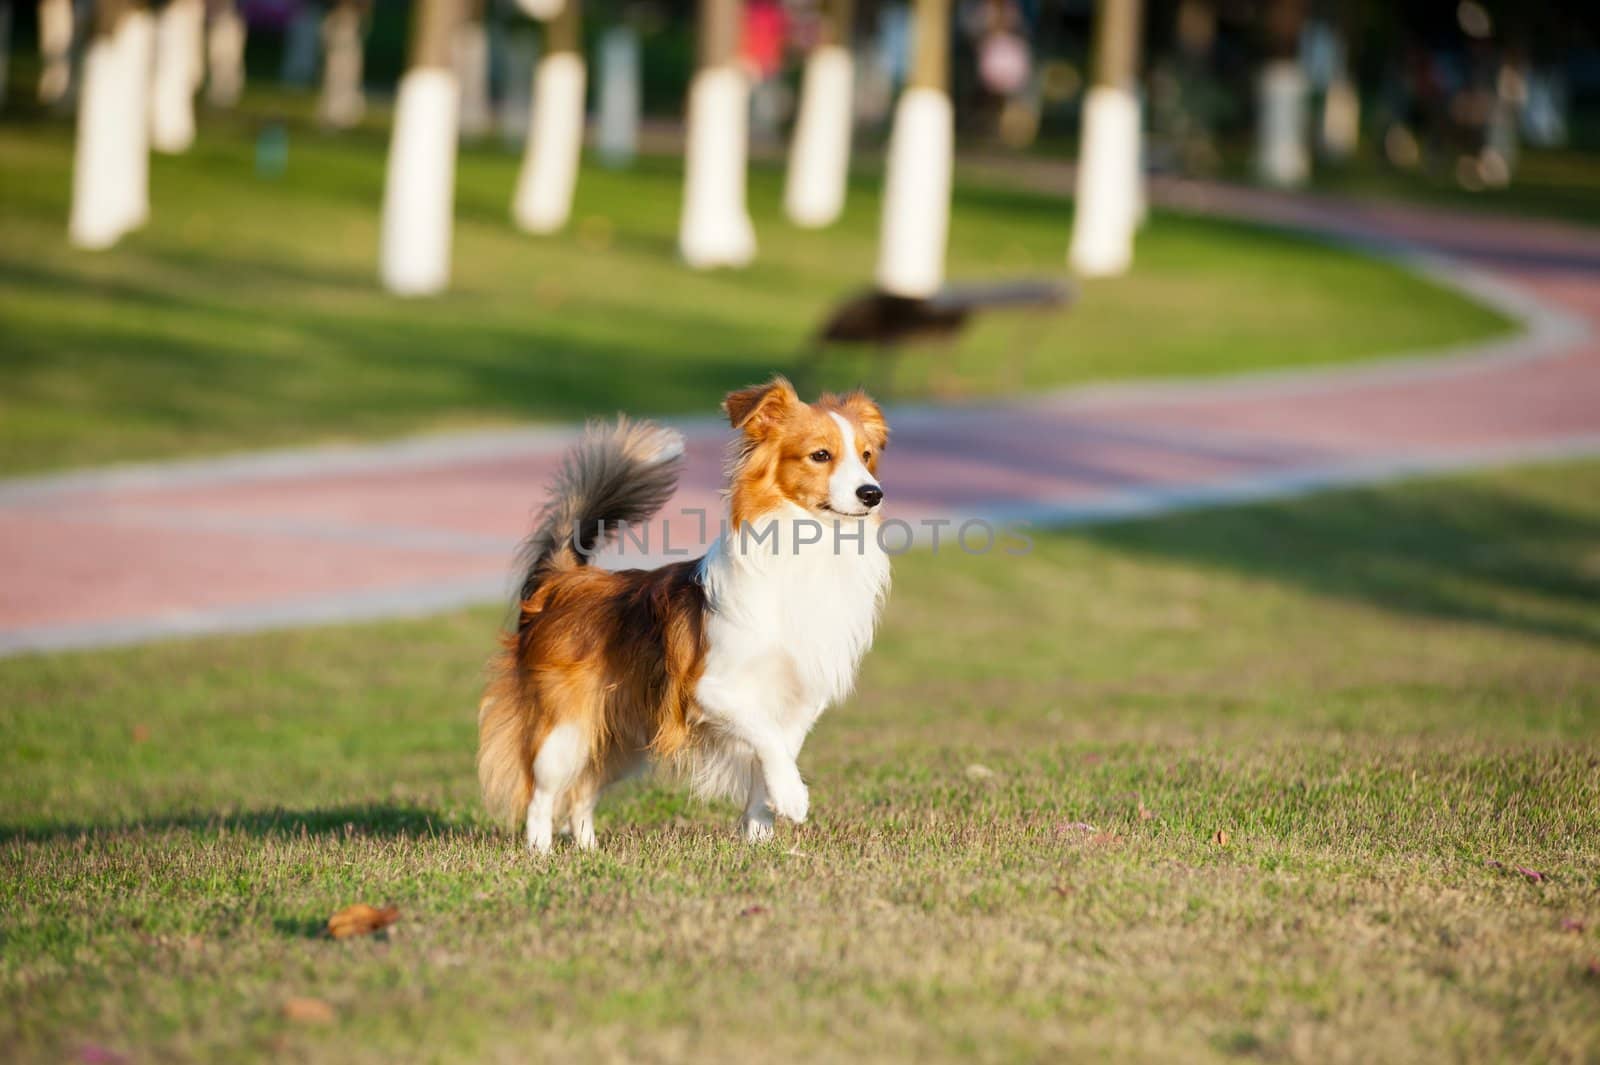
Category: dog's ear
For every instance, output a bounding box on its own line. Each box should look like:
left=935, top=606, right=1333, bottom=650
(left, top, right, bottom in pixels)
left=836, top=390, right=889, bottom=451
left=723, top=377, right=799, bottom=436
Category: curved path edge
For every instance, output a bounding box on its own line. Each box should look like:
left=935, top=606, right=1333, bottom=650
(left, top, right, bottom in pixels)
left=2, top=182, right=1597, bottom=657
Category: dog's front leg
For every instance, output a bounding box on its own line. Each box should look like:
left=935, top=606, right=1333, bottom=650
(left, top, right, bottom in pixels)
left=742, top=768, right=775, bottom=842
left=696, top=677, right=809, bottom=825
left=745, top=733, right=808, bottom=824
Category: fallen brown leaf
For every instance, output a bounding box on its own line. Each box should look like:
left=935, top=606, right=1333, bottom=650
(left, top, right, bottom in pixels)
left=326, top=903, right=399, bottom=940
left=130, top=725, right=150, bottom=744
left=738, top=905, right=769, bottom=918
left=281, top=997, right=335, bottom=1025
left=1137, top=801, right=1154, bottom=822
left=1211, top=830, right=1231, bottom=847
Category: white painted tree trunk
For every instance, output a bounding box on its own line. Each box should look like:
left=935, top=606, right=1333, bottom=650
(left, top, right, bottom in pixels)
left=594, top=25, right=640, bottom=167
left=679, top=65, right=757, bottom=269
left=875, top=85, right=951, bottom=297
left=784, top=44, right=853, bottom=229
left=1320, top=74, right=1358, bottom=160
left=514, top=0, right=563, bottom=17
left=125, top=12, right=154, bottom=228
left=71, top=10, right=154, bottom=248
left=1255, top=59, right=1309, bottom=187
left=205, top=3, right=246, bottom=107
left=513, top=51, right=585, bottom=234
left=380, top=68, right=459, bottom=296
left=149, top=0, right=203, bottom=153
left=317, top=4, right=365, bottom=129
left=38, top=0, right=75, bottom=105
left=453, top=20, right=492, bottom=139
left=1069, top=84, right=1140, bottom=278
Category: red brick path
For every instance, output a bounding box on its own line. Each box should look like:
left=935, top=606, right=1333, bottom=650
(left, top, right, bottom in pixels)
left=2, top=185, right=1596, bottom=655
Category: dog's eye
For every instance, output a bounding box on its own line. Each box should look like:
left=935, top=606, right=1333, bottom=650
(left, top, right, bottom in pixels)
left=810, top=449, right=832, bottom=463
left=862, top=450, right=871, bottom=462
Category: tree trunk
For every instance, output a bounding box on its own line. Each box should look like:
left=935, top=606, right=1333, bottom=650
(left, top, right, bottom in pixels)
left=1068, top=0, right=1143, bottom=278
left=205, top=0, right=246, bottom=108
left=38, top=0, right=75, bottom=105
left=280, top=1, right=319, bottom=85
left=784, top=0, right=854, bottom=228
left=71, top=0, right=153, bottom=248
left=496, top=22, right=536, bottom=145
left=150, top=0, right=203, bottom=153
left=513, top=0, right=584, bottom=233
left=1255, top=0, right=1308, bottom=187
left=594, top=23, right=639, bottom=167
left=513, top=0, right=562, bottom=20
left=875, top=0, right=951, bottom=297
left=379, top=0, right=462, bottom=295
left=317, top=0, right=367, bottom=129
left=453, top=0, right=491, bottom=139
left=679, top=0, right=756, bottom=269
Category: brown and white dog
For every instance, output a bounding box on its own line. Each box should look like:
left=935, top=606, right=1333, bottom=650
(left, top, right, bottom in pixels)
left=478, top=377, right=890, bottom=852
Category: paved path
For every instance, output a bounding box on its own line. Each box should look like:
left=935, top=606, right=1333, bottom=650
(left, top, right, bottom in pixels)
left=3, top=185, right=1597, bottom=657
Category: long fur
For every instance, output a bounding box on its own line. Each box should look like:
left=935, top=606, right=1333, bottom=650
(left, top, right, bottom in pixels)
left=478, top=383, right=890, bottom=849
left=515, top=416, right=685, bottom=604
left=478, top=417, right=687, bottom=829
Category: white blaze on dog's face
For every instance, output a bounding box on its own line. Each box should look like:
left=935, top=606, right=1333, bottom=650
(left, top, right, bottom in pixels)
left=722, top=377, right=889, bottom=527
left=825, top=412, right=880, bottom=516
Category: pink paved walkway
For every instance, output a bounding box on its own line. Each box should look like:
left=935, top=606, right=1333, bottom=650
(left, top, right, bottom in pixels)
left=2, top=186, right=1597, bottom=656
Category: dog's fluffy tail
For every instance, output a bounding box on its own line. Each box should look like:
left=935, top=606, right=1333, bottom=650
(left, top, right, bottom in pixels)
left=479, top=418, right=683, bottom=830
left=514, top=417, right=685, bottom=608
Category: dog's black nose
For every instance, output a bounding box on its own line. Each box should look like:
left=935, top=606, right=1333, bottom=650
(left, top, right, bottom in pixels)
left=856, top=484, right=884, bottom=508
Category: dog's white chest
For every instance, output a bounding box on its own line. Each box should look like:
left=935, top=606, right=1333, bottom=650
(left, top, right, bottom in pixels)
left=699, top=514, right=890, bottom=714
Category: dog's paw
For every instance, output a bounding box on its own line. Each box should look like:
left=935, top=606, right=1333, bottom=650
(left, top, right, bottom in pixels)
left=742, top=817, right=775, bottom=843
left=765, top=771, right=809, bottom=824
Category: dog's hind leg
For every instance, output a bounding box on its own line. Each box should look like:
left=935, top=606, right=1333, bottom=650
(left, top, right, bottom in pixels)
left=566, top=774, right=600, bottom=851
left=526, top=722, right=586, bottom=855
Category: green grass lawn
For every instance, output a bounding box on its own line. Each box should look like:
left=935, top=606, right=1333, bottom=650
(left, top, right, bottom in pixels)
left=3, top=460, right=1597, bottom=1063
left=0, top=107, right=1511, bottom=476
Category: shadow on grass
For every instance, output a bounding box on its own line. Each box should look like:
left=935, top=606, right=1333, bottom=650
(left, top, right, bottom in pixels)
left=1076, top=471, right=1600, bottom=646
left=0, top=802, right=476, bottom=844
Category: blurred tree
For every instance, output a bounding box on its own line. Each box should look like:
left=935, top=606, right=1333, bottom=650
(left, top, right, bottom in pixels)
left=1069, top=0, right=1142, bottom=277
left=455, top=0, right=493, bottom=137
left=513, top=0, right=585, bottom=231
left=70, top=0, right=153, bottom=248
left=37, top=0, right=74, bottom=104
left=1255, top=0, right=1308, bottom=185
left=150, top=0, right=204, bottom=153
left=679, top=0, right=757, bottom=267
left=876, top=0, right=952, bottom=297
left=317, top=0, right=369, bottom=129
left=785, top=0, right=855, bottom=228
left=380, top=0, right=463, bottom=294
left=594, top=18, right=642, bottom=165
left=204, top=0, right=246, bottom=107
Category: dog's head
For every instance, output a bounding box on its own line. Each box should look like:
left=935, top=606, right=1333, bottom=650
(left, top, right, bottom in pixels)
left=722, top=376, right=888, bottom=526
